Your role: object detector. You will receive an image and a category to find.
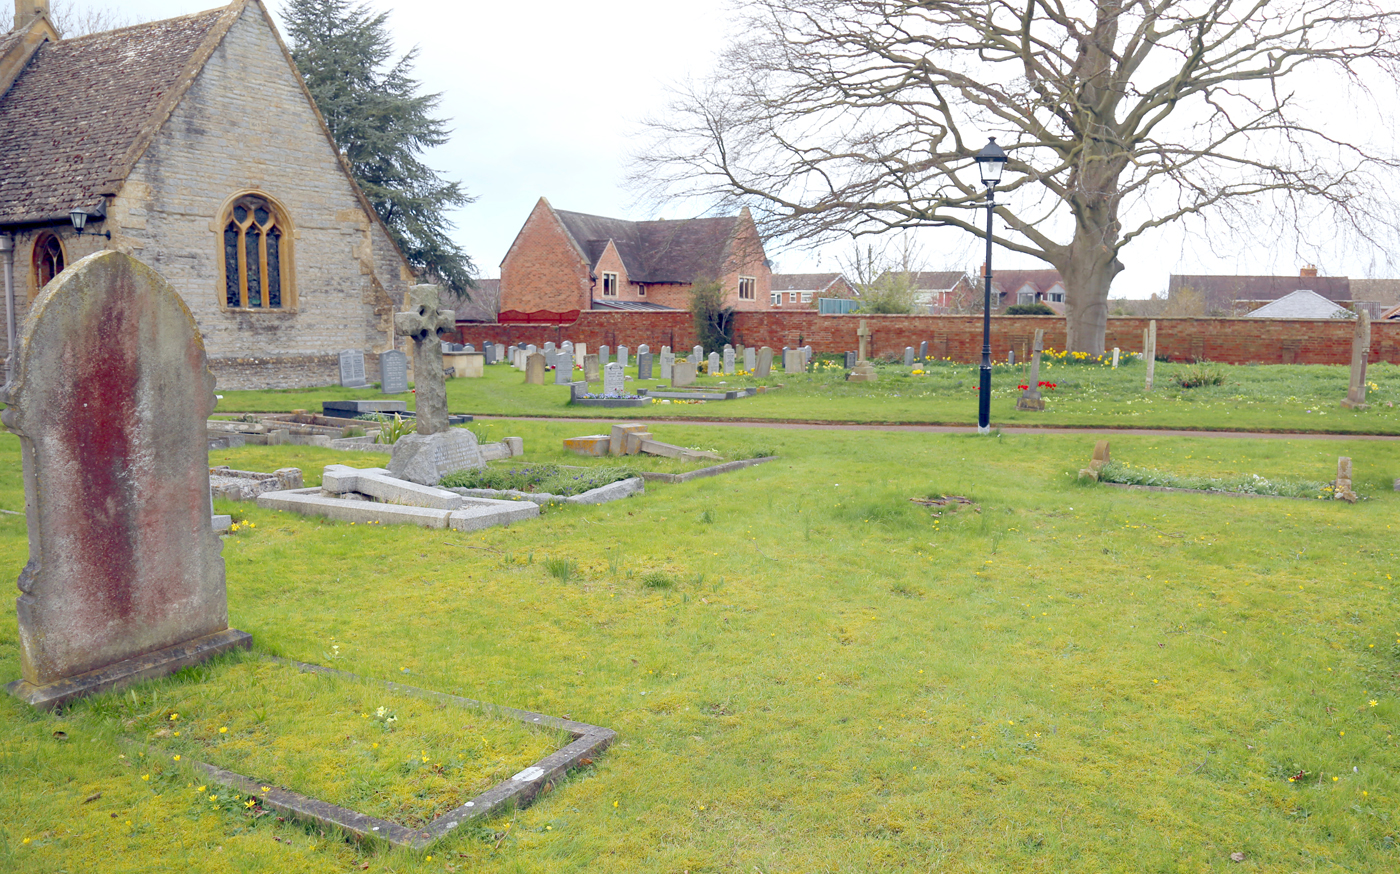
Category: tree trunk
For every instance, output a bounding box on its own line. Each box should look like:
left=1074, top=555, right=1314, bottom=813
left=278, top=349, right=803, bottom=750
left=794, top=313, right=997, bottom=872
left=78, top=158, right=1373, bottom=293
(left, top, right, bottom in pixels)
left=1060, top=247, right=1123, bottom=355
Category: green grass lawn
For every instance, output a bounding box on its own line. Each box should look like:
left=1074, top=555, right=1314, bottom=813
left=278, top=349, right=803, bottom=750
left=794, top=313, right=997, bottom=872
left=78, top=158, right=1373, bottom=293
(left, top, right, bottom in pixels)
left=1, top=421, right=1399, bottom=872
left=213, top=358, right=1400, bottom=435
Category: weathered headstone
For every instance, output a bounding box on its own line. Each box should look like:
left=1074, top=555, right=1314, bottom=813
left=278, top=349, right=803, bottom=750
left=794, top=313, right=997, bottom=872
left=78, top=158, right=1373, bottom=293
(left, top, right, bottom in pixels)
left=1008, top=349, right=1015, bottom=366
left=672, top=360, right=697, bottom=387
left=723, top=346, right=735, bottom=375
left=1144, top=320, right=1157, bottom=391
left=526, top=344, right=538, bottom=358
left=1111, top=347, right=1121, bottom=369
left=709, top=351, right=720, bottom=375
left=483, top=343, right=496, bottom=365
left=339, top=349, right=367, bottom=388
left=1343, top=311, right=1371, bottom=409
left=693, top=344, right=704, bottom=363
left=1079, top=439, right=1111, bottom=481
left=1016, top=329, right=1046, bottom=411
left=393, top=284, right=455, bottom=432
left=744, top=346, right=756, bottom=373
left=573, top=342, right=586, bottom=368
left=603, top=362, right=626, bottom=395
left=617, top=345, right=629, bottom=369
left=919, top=340, right=929, bottom=361
left=555, top=359, right=573, bottom=384
left=1334, top=456, right=1359, bottom=503
left=544, top=341, right=556, bottom=356
left=637, top=352, right=654, bottom=380
left=598, top=345, right=610, bottom=365
left=583, top=353, right=600, bottom=382
left=379, top=349, right=409, bottom=394
left=525, top=353, right=546, bottom=384
left=4, top=251, right=250, bottom=709
left=637, top=343, right=649, bottom=356
left=803, top=345, right=813, bottom=367
left=506, top=344, right=517, bottom=365
left=857, top=320, right=872, bottom=362
left=845, top=351, right=856, bottom=368
left=784, top=348, right=805, bottom=374
left=660, top=349, right=674, bottom=380
left=756, top=346, right=774, bottom=378
left=494, top=343, right=505, bottom=363
left=903, top=347, right=915, bottom=367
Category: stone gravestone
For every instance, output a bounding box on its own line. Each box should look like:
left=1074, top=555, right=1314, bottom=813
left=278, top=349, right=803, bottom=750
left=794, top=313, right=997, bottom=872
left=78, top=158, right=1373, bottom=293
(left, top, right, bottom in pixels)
left=903, top=346, right=915, bottom=367
left=1016, top=329, right=1047, bottom=411
left=583, top=353, right=600, bottom=382
left=1334, top=456, right=1359, bottom=503
left=525, top=353, right=546, bottom=384
left=784, top=348, right=805, bottom=374
left=380, top=349, right=409, bottom=394
left=1144, top=320, right=1157, bottom=391
left=388, top=285, right=483, bottom=485
left=555, top=358, right=573, bottom=384
left=495, top=343, right=505, bottom=363
left=723, top=345, right=735, bottom=375
left=617, top=345, right=629, bottom=369
left=919, top=340, right=929, bottom=362
left=4, top=251, right=250, bottom=709
left=573, top=342, right=586, bottom=368
left=660, top=349, right=674, bottom=380
left=598, top=345, right=610, bottom=365
left=603, top=362, right=626, bottom=395
left=544, top=341, right=556, bottom=356
left=637, top=343, right=649, bottom=357
left=756, top=346, right=774, bottom=378
left=744, top=346, right=756, bottom=373
left=845, top=351, right=856, bottom=368
left=506, top=344, right=517, bottom=366
left=460, top=343, right=472, bottom=353
left=483, top=343, right=496, bottom=365
left=693, top=344, right=704, bottom=364
left=637, top=351, right=654, bottom=380
left=857, top=319, right=872, bottom=361
left=672, top=360, right=697, bottom=387
left=803, top=345, right=813, bottom=367
left=709, top=351, right=720, bottom=375
left=1342, top=310, right=1371, bottom=409
left=339, top=349, right=367, bottom=388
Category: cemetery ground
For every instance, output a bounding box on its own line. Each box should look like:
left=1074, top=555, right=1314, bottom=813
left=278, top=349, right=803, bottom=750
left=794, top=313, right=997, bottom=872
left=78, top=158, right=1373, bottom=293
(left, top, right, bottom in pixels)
left=216, top=358, right=1400, bottom=435
left=1, top=419, right=1398, bottom=873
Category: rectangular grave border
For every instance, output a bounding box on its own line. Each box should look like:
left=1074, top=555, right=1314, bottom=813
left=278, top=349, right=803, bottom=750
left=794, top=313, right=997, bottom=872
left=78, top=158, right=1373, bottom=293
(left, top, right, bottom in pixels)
left=639, top=387, right=757, bottom=401
left=1099, top=482, right=1321, bottom=500
left=568, top=396, right=653, bottom=408
left=636, top=455, right=778, bottom=483
left=143, top=656, right=615, bottom=850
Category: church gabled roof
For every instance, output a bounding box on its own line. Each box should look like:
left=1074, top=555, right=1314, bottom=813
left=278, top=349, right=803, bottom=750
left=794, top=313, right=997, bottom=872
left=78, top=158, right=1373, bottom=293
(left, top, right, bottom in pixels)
left=0, top=7, right=233, bottom=224
left=553, top=208, right=747, bottom=283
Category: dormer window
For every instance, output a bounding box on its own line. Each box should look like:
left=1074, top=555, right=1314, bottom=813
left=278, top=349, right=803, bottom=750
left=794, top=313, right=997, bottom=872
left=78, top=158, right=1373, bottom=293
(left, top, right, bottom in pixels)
left=601, top=272, right=619, bottom=296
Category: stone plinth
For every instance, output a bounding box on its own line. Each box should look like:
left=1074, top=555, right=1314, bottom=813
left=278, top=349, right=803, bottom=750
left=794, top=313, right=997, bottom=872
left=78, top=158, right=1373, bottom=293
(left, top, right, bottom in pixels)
left=3, top=252, right=249, bottom=709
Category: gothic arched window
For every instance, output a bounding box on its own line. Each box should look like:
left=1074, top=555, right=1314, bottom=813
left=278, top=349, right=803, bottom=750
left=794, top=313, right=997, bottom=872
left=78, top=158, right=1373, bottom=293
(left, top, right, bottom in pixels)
left=32, top=232, right=64, bottom=294
left=221, top=194, right=292, bottom=310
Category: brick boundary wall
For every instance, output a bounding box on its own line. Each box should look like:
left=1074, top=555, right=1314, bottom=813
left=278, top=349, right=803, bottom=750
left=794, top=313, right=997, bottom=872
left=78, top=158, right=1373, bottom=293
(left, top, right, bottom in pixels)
left=456, top=312, right=1400, bottom=366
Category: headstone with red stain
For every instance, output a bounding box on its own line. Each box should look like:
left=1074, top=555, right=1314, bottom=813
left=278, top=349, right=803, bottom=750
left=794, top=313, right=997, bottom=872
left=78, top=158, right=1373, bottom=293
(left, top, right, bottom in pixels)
left=3, top=251, right=250, bottom=710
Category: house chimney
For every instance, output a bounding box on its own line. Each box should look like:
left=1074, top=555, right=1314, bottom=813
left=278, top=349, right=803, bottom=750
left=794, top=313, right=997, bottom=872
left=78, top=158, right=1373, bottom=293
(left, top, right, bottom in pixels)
left=13, top=0, right=47, bottom=30
left=1300, top=264, right=1318, bottom=278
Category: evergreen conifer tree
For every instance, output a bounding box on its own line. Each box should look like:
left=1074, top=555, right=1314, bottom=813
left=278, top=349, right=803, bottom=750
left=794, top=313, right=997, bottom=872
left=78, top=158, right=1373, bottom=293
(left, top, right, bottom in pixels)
left=284, top=0, right=475, bottom=294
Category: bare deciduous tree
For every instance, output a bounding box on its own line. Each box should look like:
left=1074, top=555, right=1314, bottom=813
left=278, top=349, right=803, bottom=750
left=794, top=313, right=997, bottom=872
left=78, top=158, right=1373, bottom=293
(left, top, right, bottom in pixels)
left=634, top=0, right=1400, bottom=352
left=48, top=1, right=137, bottom=37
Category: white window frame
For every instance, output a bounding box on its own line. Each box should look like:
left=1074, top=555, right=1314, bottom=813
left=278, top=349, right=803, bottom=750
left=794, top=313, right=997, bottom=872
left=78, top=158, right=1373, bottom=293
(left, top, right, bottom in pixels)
left=601, top=272, right=619, bottom=297
left=789, top=292, right=798, bottom=303
left=1018, top=291, right=1036, bottom=305
left=738, top=275, right=756, bottom=300
left=800, top=291, right=813, bottom=303
left=771, top=292, right=782, bottom=306
left=636, top=283, right=646, bottom=297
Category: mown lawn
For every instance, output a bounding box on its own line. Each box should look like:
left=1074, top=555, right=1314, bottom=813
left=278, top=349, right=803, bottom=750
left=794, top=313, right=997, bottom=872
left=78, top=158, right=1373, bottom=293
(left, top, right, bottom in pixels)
left=213, top=358, right=1400, bottom=435
left=1, top=419, right=1397, bottom=873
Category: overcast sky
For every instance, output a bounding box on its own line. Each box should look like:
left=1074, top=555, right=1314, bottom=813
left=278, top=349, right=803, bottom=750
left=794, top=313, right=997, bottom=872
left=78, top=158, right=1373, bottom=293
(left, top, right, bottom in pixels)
left=60, top=0, right=1400, bottom=298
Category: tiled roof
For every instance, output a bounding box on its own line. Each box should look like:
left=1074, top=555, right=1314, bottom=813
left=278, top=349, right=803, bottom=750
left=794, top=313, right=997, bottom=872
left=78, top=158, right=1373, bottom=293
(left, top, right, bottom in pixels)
left=555, top=209, right=744, bottom=283
left=771, top=272, right=844, bottom=292
left=1168, top=273, right=1350, bottom=302
left=1350, top=278, right=1400, bottom=305
left=0, top=9, right=226, bottom=224
left=906, top=271, right=971, bottom=290
left=990, top=269, right=1062, bottom=295
left=1245, top=290, right=1352, bottom=319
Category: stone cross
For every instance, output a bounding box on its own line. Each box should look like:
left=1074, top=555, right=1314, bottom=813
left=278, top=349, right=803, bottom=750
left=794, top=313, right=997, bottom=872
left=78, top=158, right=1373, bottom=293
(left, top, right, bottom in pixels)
left=392, top=284, right=455, bottom=435
left=4, top=252, right=250, bottom=709
left=1342, top=310, right=1371, bottom=409
left=1144, top=320, right=1157, bottom=391
left=857, top=320, right=871, bottom=362
left=1016, top=329, right=1046, bottom=411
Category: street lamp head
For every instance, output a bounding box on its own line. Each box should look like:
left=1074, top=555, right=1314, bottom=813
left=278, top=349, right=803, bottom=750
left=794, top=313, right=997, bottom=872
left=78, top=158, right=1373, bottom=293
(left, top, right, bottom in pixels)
left=69, top=209, right=88, bottom=233
left=974, top=137, right=1007, bottom=186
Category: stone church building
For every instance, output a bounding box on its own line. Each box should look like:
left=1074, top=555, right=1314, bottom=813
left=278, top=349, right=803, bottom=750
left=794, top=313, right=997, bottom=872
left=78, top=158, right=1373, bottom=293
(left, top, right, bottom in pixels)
left=0, top=0, right=414, bottom=388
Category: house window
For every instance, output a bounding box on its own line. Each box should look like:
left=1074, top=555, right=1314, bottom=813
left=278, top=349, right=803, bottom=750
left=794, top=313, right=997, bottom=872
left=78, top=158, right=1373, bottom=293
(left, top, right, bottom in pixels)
left=221, top=193, right=291, bottom=309
left=636, top=283, right=646, bottom=297
left=800, top=291, right=813, bottom=303
left=738, top=276, right=756, bottom=300
left=602, top=272, right=619, bottom=297
left=32, top=232, right=64, bottom=294
left=771, top=292, right=782, bottom=306
left=789, top=292, right=798, bottom=303
left=1049, top=292, right=1064, bottom=302
left=1018, top=291, right=1036, bottom=306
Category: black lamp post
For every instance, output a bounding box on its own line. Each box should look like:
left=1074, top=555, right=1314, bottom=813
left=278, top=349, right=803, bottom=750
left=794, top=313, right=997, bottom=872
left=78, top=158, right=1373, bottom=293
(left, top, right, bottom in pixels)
left=974, top=137, right=1007, bottom=435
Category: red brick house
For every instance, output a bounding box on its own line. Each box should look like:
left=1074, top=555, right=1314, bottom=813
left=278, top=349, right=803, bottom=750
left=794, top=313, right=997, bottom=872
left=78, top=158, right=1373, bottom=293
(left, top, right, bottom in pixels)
left=769, top=272, right=856, bottom=309
left=498, top=197, right=772, bottom=318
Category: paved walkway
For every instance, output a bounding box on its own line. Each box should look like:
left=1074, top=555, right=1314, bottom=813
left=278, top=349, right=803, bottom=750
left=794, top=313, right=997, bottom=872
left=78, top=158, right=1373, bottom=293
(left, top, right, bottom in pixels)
left=473, top=416, right=1398, bottom=441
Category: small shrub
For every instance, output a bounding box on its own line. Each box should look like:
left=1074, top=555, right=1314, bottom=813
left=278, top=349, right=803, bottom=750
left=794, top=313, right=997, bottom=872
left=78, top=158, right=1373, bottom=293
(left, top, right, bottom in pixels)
left=641, top=571, right=674, bottom=589
left=1006, top=303, right=1055, bottom=315
left=544, top=557, right=577, bottom=583
left=1173, top=364, right=1226, bottom=388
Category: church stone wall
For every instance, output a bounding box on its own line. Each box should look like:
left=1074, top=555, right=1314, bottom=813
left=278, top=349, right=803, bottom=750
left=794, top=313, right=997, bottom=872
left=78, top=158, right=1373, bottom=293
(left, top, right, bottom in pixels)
left=104, top=1, right=410, bottom=389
